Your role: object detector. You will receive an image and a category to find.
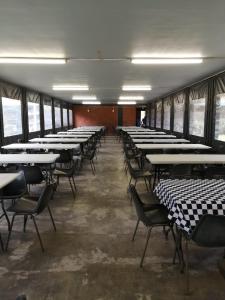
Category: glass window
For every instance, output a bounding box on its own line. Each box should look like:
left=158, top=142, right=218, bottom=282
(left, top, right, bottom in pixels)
left=174, top=97, right=185, bottom=133
left=63, top=108, right=68, bottom=127
left=150, top=108, right=155, bottom=127
left=69, top=110, right=73, bottom=126
left=44, top=104, right=52, bottom=130
left=2, top=97, right=23, bottom=137
left=214, top=93, right=225, bottom=141
left=28, top=102, right=40, bottom=132
left=156, top=102, right=162, bottom=128
left=163, top=100, right=171, bottom=130
left=189, top=98, right=206, bottom=137
left=55, top=107, right=61, bottom=128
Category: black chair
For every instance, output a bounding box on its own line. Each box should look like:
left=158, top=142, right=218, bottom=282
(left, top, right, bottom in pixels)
left=6, top=184, right=56, bottom=252
left=0, top=171, right=27, bottom=231
left=82, top=147, right=97, bottom=175
left=53, top=150, right=77, bottom=199
left=183, top=214, right=225, bottom=294
left=129, top=184, right=176, bottom=267
left=127, top=159, right=152, bottom=192
left=19, top=165, right=46, bottom=193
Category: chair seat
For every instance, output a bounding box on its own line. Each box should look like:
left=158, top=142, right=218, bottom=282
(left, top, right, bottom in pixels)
left=133, top=169, right=152, bottom=178
left=144, top=207, right=169, bottom=226
left=7, top=198, right=37, bottom=214
left=53, top=169, right=73, bottom=176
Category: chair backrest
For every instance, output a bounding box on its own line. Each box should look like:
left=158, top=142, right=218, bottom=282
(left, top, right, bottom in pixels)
left=1, top=171, right=27, bottom=198
left=36, top=184, right=54, bottom=214
left=129, top=184, right=149, bottom=225
left=19, top=165, right=44, bottom=185
left=170, top=164, right=192, bottom=179
left=191, top=214, right=225, bottom=247
left=56, top=150, right=73, bottom=164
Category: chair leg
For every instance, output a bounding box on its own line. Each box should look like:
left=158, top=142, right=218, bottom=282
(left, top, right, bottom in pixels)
left=144, top=177, right=149, bottom=192
left=23, top=215, right=28, bottom=233
left=90, top=161, right=95, bottom=175
left=5, top=214, right=16, bottom=251
left=0, top=233, right=4, bottom=252
left=72, top=176, right=77, bottom=191
left=68, top=178, right=76, bottom=200
left=47, top=206, right=56, bottom=232
left=140, top=227, right=152, bottom=268
left=1, top=202, right=11, bottom=231
left=92, top=160, right=96, bottom=172
left=31, top=216, right=44, bottom=252
left=132, top=219, right=140, bottom=241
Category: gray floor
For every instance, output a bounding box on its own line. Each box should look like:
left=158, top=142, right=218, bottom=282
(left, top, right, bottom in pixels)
left=0, top=136, right=225, bottom=300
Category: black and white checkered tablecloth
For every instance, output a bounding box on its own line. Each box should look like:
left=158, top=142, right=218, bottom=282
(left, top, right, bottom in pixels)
left=154, top=179, right=225, bottom=234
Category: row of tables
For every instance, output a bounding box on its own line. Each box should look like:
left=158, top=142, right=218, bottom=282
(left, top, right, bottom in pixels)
left=119, top=126, right=225, bottom=235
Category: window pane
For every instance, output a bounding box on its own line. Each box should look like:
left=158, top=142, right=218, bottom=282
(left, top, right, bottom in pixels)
left=150, top=108, right=155, bottom=127
left=28, top=102, right=40, bottom=132
left=215, top=93, right=225, bottom=141
left=2, top=97, right=22, bottom=137
left=69, top=110, right=73, bottom=126
left=55, top=107, right=61, bottom=128
left=63, top=108, right=68, bottom=127
left=163, top=100, right=171, bottom=130
left=156, top=102, right=162, bottom=128
left=174, top=98, right=185, bottom=133
left=44, top=105, right=52, bottom=130
left=189, top=98, right=206, bottom=137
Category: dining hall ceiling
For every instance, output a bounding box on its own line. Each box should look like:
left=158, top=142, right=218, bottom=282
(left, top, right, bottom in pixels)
left=0, top=0, right=225, bottom=103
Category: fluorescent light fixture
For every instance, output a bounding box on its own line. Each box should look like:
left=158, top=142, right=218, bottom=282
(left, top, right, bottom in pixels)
left=119, top=96, right=144, bottom=100
left=72, top=95, right=97, bottom=100
left=82, top=101, right=101, bottom=105
left=122, top=85, right=152, bottom=91
left=118, top=101, right=136, bottom=105
left=53, top=85, right=89, bottom=91
left=0, top=58, right=66, bottom=64
left=131, top=58, right=203, bottom=64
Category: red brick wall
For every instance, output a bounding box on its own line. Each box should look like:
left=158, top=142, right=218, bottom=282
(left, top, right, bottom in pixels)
left=123, top=106, right=136, bottom=126
left=73, top=105, right=118, bottom=133
left=73, top=105, right=136, bottom=133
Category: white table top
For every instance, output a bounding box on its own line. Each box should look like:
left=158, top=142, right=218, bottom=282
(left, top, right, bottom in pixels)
left=46, top=134, right=91, bottom=138
left=0, top=154, right=60, bottom=164
left=0, top=173, right=20, bottom=189
left=146, top=154, right=225, bottom=165
left=29, top=138, right=88, bottom=143
left=2, top=143, right=80, bottom=151
left=68, top=129, right=99, bottom=132
left=123, top=129, right=154, bottom=132
left=136, top=144, right=211, bottom=150
left=131, top=135, right=176, bottom=138
left=129, top=132, right=166, bottom=135
left=133, top=138, right=190, bottom=143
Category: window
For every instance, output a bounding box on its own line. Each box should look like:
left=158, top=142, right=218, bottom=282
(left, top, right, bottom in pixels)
left=214, top=93, right=225, bottom=141
left=189, top=98, right=206, bottom=137
left=69, top=110, right=73, bottom=126
left=150, top=108, right=155, bottom=127
left=44, top=104, right=52, bottom=130
left=163, top=99, right=171, bottom=130
left=156, top=102, right=162, bottom=128
left=55, top=106, right=61, bottom=128
left=2, top=97, right=22, bottom=137
left=28, top=102, right=40, bottom=132
left=174, top=96, right=185, bottom=133
left=63, top=108, right=68, bottom=127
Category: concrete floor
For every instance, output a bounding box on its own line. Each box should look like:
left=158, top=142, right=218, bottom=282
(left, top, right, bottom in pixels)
left=0, top=136, right=225, bottom=300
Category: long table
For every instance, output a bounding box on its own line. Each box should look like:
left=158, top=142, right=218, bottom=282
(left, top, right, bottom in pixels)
left=133, top=138, right=189, bottom=144
left=131, top=135, right=176, bottom=139
left=45, top=134, right=91, bottom=138
left=0, top=153, right=60, bottom=165
left=2, top=143, right=80, bottom=151
left=136, top=144, right=211, bottom=152
left=129, top=132, right=166, bottom=135
left=29, top=138, right=88, bottom=144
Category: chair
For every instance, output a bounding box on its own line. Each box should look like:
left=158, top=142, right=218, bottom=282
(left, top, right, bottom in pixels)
left=6, top=184, right=56, bottom=252
left=129, top=184, right=176, bottom=267
left=53, top=150, right=77, bottom=199
left=19, top=165, right=46, bottom=192
left=183, top=214, right=225, bottom=294
left=0, top=171, right=27, bottom=231
left=127, top=159, right=152, bottom=192
left=82, top=147, right=97, bottom=175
